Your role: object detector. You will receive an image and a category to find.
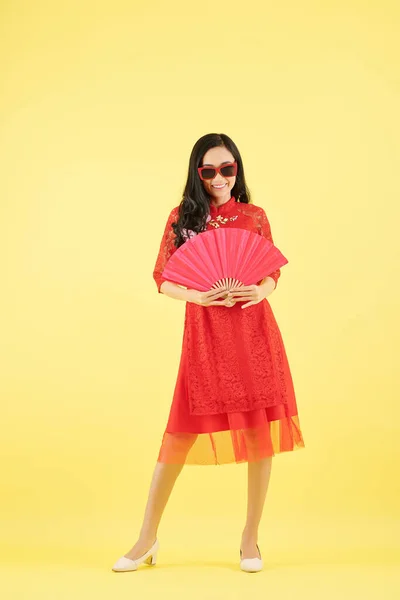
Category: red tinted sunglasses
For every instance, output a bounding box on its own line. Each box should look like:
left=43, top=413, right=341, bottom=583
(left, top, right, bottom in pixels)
left=197, top=161, right=238, bottom=181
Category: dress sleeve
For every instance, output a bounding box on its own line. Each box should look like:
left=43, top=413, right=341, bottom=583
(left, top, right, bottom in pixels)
left=257, top=207, right=281, bottom=289
left=153, top=207, right=179, bottom=293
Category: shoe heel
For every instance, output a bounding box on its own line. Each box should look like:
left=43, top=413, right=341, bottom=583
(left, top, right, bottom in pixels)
left=145, top=551, right=157, bottom=566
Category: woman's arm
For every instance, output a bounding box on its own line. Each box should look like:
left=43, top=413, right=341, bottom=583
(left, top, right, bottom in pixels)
left=152, top=209, right=199, bottom=303
left=153, top=207, right=180, bottom=293
left=259, top=276, right=277, bottom=298
left=257, top=208, right=281, bottom=290
left=160, top=280, right=198, bottom=303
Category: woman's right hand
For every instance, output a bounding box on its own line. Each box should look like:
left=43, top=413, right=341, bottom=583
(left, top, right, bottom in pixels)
left=188, top=287, right=236, bottom=307
left=187, top=279, right=243, bottom=307
left=189, top=288, right=230, bottom=306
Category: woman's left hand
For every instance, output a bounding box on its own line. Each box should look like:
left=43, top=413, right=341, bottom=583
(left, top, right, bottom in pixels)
left=227, top=283, right=266, bottom=309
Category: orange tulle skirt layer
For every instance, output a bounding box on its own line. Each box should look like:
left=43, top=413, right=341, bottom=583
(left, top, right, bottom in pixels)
left=157, top=404, right=305, bottom=466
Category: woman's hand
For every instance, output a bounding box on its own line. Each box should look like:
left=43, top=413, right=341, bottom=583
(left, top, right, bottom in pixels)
left=209, top=278, right=240, bottom=308
left=189, top=288, right=235, bottom=307
left=227, top=283, right=267, bottom=309
left=188, top=279, right=242, bottom=307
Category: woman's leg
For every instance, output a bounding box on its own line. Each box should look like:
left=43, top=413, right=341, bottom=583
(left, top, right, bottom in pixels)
left=241, top=456, right=273, bottom=559
left=123, top=434, right=197, bottom=560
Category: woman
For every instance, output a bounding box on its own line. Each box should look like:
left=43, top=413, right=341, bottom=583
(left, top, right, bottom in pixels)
left=112, top=133, right=305, bottom=574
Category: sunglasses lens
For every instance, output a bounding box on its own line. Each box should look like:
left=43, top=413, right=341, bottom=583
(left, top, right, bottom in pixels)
left=200, top=168, right=216, bottom=179
left=220, top=164, right=236, bottom=177
left=199, top=163, right=236, bottom=179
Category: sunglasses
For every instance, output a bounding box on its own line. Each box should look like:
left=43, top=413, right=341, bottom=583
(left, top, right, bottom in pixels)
left=197, top=161, right=238, bottom=181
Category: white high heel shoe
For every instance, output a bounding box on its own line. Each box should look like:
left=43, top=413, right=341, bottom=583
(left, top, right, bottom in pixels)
left=240, top=544, right=263, bottom=572
left=112, top=539, right=159, bottom=572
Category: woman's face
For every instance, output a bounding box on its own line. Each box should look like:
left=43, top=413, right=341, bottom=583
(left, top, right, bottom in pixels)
left=200, top=146, right=236, bottom=202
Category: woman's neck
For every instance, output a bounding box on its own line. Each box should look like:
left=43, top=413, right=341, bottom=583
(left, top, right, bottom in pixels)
left=210, top=194, right=233, bottom=208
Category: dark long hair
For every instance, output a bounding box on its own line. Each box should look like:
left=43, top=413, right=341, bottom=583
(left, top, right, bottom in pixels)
left=172, top=133, right=252, bottom=248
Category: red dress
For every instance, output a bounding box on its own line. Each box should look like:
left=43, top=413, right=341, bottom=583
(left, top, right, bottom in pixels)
left=153, top=196, right=305, bottom=465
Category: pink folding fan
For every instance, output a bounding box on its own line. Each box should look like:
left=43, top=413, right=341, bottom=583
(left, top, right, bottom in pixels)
left=161, top=227, right=288, bottom=292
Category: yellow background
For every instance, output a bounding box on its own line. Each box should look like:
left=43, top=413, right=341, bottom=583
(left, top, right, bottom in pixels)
left=1, top=0, right=399, bottom=598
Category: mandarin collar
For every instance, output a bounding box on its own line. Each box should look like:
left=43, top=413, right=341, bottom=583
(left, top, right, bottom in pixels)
left=209, top=195, right=236, bottom=216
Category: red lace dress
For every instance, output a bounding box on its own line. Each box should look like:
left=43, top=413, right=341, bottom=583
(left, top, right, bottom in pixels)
left=153, top=195, right=305, bottom=465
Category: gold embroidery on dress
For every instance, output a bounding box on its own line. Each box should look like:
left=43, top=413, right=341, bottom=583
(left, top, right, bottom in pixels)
left=208, top=215, right=238, bottom=228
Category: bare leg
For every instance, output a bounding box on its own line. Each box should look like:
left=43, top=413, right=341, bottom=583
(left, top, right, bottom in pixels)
left=241, top=456, right=273, bottom=559
left=123, top=434, right=197, bottom=560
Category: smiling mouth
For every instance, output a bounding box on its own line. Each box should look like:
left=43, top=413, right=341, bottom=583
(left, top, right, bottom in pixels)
left=212, top=183, right=227, bottom=188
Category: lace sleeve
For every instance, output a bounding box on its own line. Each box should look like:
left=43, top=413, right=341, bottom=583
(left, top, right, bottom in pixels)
left=153, top=207, right=179, bottom=293
left=257, top=207, right=281, bottom=289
